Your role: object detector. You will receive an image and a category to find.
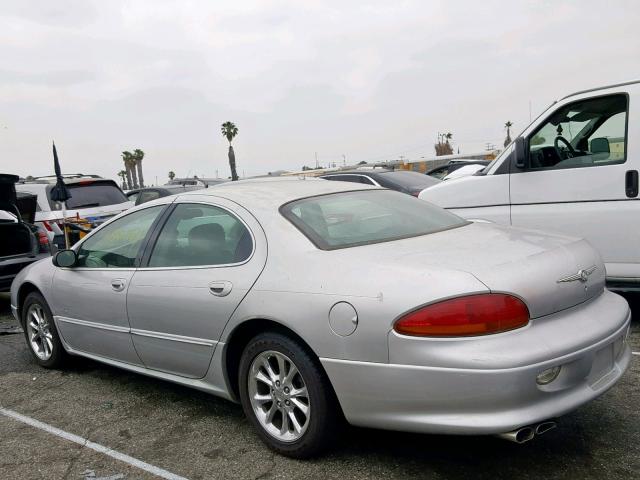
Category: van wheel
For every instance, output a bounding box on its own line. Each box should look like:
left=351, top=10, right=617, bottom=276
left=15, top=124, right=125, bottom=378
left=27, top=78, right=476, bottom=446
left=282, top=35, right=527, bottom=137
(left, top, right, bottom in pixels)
left=238, top=332, right=340, bottom=458
left=22, top=292, right=67, bottom=368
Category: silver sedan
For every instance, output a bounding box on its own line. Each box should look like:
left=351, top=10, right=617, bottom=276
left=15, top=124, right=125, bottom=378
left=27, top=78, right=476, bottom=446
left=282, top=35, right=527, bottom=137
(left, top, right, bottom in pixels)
left=10, top=178, right=631, bottom=457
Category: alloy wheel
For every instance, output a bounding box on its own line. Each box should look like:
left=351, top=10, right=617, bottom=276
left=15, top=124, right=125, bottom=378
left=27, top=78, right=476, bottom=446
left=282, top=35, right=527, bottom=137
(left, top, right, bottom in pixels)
left=247, top=350, right=311, bottom=442
left=26, top=304, right=53, bottom=361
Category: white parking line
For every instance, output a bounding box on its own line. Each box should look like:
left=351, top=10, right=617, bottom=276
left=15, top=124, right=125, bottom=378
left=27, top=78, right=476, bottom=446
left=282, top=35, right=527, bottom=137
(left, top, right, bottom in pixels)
left=0, top=407, right=189, bottom=480
left=633, top=351, right=640, bottom=356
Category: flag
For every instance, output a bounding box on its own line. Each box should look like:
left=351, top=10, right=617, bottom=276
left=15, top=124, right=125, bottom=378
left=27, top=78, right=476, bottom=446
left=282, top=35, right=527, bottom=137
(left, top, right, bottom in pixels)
left=49, top=142, right=71, bottom=203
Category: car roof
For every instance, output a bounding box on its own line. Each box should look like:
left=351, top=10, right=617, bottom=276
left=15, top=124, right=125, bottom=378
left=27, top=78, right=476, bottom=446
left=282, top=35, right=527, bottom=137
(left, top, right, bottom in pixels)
left=321, top=169, right=392, bottom=177
left=176, top=177, right=375, bottom=211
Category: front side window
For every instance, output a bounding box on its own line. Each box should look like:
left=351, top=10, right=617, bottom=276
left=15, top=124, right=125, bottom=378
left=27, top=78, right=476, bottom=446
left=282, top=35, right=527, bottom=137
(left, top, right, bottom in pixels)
left=527, top=94, right=627, bottom=170
left=148, top=203, right=253, bottom=267
left=76, top=206, right=164, bottom=268
left=281, top=190, right=467, bottom=250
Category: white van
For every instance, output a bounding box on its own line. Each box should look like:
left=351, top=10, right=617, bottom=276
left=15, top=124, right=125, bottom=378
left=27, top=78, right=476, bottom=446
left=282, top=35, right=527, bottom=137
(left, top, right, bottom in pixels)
left=419, top=80, right=639, bottom=290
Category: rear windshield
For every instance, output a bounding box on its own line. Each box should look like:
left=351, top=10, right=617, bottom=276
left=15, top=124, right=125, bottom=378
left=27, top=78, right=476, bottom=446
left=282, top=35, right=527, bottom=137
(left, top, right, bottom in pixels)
left=280, top=190, right=468, bottom=250
left=48, top=182, right=128, bottom=209
left=376, top=171, right=440, bottom=190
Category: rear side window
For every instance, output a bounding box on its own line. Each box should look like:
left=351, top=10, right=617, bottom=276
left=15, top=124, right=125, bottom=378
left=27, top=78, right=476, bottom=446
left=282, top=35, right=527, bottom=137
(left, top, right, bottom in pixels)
left=137, top=190, right=162, bottom=205
left=49, top=182, right=128, bottom=209
left=148, top=203, right=253, bottom=267
left=281, top=190, right=467, bottom=250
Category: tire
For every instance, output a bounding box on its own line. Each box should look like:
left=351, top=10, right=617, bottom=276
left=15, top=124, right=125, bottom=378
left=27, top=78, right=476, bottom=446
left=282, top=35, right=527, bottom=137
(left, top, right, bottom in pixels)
left=238, top=332, right=340, bottom=458
left=21, top=292, right=67, bottom=368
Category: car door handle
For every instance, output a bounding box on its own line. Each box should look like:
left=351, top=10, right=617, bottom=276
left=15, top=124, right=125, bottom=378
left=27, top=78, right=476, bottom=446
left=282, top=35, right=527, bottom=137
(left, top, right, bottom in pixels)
left=111, top=279, right=126, bottom=292
left=626, top=170, right=638, bottom=198
left=209, top=281, right=233, bottom=297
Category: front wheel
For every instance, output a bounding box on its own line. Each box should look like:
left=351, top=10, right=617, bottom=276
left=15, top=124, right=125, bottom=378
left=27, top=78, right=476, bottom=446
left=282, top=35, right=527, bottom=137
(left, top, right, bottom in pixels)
left=238, top=332, right=340, bottom=458
left=22, top=292, right=67, bottom=368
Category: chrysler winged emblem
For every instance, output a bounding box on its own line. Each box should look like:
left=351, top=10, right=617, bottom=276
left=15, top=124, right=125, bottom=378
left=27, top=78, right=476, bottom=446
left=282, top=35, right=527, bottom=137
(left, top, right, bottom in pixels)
left=557, top=265, right=597, bottom=284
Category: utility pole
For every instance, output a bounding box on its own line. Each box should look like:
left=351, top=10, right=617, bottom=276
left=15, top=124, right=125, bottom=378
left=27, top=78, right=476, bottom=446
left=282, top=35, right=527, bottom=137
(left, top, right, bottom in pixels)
left=315, top=152, right=319, bottom=169
left=342, top=154, right=346, bottom=166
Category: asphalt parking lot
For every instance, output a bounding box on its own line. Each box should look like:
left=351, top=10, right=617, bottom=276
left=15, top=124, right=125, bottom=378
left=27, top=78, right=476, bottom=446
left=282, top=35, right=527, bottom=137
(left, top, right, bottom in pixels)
left=0, top=292, right=638, bottom=480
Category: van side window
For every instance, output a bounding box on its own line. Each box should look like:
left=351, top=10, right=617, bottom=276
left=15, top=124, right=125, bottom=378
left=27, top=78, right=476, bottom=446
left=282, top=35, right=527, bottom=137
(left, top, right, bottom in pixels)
left=527, top=94, right=627, bottom=171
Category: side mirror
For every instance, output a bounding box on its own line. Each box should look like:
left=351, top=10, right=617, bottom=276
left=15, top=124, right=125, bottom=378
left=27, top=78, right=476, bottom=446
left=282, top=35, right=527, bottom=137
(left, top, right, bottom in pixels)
left=514, top=137, right=528, bottom=169
left=53, top=249, right=78, bottom=268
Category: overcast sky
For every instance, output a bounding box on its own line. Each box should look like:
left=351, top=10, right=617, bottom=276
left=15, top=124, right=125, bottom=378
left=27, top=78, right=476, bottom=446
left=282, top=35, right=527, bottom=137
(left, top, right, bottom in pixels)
left=1, top=0, right=638, bottom=184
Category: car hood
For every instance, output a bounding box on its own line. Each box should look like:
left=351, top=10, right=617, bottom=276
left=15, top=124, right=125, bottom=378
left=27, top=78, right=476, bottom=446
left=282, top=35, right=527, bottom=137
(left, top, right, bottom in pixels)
left=335, top=222, right=605, bottom=319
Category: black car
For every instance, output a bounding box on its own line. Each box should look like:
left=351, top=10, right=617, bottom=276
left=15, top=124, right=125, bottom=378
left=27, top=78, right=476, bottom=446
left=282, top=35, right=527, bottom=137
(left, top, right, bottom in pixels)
left=425, top=160, right=490, bottom=180
left=0, top=174, right=52, bottom=292
left=126, top=185, right=204, bottom=206
left=319, top=169, right=440, bottom=196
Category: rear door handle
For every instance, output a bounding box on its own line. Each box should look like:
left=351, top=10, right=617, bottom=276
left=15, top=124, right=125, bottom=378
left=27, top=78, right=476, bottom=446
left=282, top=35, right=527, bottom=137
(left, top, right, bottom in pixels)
left=209, top=281, right=233, bottom=297
left=111, top=279, right=126, bottom=292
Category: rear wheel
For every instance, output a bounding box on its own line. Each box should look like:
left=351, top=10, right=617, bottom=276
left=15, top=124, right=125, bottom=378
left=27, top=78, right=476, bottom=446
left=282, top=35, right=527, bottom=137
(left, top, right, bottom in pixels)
left=22, top=292, right=67, bottom=368
left=238, top=332, right=340, bottom=458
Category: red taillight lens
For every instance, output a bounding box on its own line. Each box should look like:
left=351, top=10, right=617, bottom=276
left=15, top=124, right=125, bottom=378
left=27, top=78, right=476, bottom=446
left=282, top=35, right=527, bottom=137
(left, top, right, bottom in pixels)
left=393, top=294, right=529, bottom=337
left=42, top=221, right=53, bottom=232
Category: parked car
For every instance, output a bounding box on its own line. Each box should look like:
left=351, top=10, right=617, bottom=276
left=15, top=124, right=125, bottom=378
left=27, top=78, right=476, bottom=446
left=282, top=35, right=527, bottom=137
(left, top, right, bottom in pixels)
left=442, top=163, right=487, bottom=181
left=1, top=174, right=51, bottom=292
left=16, top=174, right=133, bottom=249
left=419, top=80, right=639, bottom=291
left=11, top=178, right=631, bottom=457
left=126, top=185, right=203, bottom=206
left=426, top=160, right=490, bottom=180
left=320, top=169, right=440, bottom=196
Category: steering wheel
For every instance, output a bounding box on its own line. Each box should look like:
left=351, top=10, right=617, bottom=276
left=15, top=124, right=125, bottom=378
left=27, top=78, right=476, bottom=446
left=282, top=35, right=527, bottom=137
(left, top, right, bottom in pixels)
left=554, top=135, right=576, bottom=159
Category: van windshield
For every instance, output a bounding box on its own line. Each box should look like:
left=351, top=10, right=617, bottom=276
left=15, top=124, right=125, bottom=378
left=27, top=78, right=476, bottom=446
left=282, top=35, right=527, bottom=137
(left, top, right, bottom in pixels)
left=281, top=189, right=468, bottom=250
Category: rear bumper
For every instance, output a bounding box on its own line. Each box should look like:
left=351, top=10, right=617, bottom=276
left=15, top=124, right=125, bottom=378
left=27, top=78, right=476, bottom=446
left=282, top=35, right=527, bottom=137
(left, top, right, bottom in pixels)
left=321, top=298, right=631, bottom=435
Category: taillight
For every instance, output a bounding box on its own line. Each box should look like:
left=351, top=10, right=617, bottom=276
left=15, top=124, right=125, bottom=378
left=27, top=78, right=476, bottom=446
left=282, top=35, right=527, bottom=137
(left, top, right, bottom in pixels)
left=37, top=230, right=50, bottom=252
left=42, top=221, right=53, bottom=232
left=393, top=294, right=529, bottom=337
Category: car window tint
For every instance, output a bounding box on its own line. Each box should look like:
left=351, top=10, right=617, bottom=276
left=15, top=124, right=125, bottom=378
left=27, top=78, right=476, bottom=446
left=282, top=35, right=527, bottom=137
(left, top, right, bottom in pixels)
left=53, top=182, right=128, bottom=209
left=76, top=206, right=164, bottom=268
left=358, top=176, right=375, bottom=185
left=138, top=190, right=161, bottom=205
left=282, top=190, right=467, bottom=250
left=527, top=94, right=627, bottom=170
left=148, top=203, right=253, bottom=267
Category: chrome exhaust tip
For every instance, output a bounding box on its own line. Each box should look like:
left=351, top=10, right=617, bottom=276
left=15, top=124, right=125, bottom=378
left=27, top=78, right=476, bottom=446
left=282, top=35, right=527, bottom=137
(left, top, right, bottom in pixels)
left=497, top=426, right=535, bottom=444
left=497, top=420, right=557, bottom=443
left=535, top=421, right=557, bottom=436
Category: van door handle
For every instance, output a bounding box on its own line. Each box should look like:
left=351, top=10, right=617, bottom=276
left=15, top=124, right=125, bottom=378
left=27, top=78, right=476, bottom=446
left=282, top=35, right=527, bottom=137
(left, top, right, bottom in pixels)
left=111, top=279, right=126, bottom=292
left=209, top=281, right=233, bottom=297
left=626, top=170, right=638, bottom=198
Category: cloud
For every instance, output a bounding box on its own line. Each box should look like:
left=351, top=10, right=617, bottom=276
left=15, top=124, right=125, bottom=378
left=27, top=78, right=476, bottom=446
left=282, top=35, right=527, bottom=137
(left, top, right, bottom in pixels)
left=0, top=0, right=638, bottom=182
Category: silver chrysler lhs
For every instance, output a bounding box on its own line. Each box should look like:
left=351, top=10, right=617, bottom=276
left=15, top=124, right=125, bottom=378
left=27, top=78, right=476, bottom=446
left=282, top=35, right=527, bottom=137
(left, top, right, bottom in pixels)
left=10, top=177, right=631, bottom=457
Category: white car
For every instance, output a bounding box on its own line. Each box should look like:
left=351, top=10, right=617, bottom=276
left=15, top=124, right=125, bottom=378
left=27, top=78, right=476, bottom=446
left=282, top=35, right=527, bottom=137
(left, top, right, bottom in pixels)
left=441, top=164, right=485, bottom=181
left=16, top=175, right=133, bottom=248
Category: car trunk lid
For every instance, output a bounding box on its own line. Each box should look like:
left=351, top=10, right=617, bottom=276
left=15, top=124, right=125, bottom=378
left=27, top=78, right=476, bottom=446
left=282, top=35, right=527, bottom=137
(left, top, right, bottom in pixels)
left=360, top=222, right=605, bottom=318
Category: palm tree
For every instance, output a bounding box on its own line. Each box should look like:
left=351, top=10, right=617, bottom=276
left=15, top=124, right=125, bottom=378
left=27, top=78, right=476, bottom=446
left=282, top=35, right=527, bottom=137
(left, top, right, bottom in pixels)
left=168, top=171, right=176, bottom=181
left=133, top=149, right=145, bottom=188
left=121, top=151, right=135, bottom=189
left=221, top=121, right=239, bottom=181
left=504, top=121, right=513, bottom=147
left=117, top=170, right=128, bottom=190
